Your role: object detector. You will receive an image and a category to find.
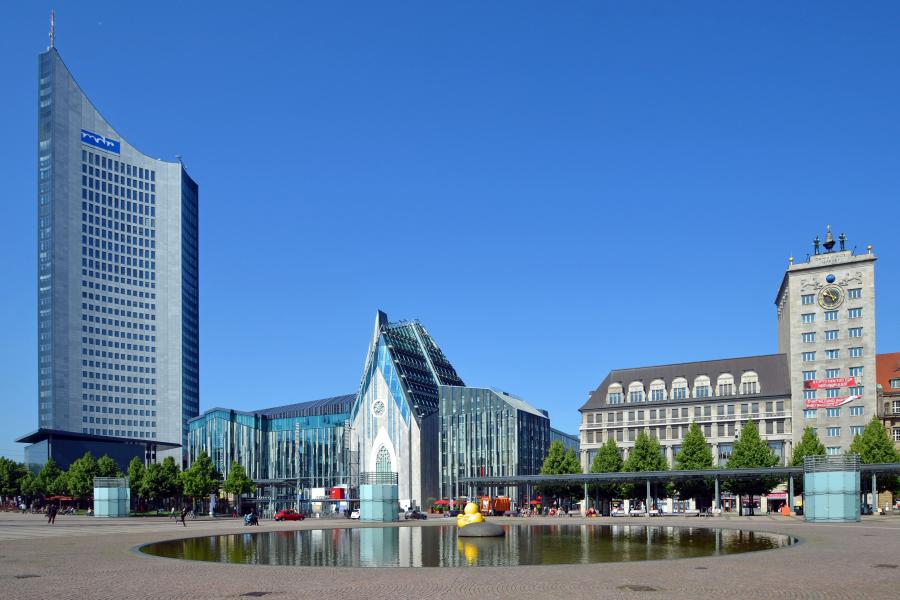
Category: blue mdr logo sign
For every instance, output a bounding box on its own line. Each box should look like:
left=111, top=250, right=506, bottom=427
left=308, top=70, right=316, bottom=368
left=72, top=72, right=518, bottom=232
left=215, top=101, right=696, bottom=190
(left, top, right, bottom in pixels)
left=80, top=129, right=120, bottom=154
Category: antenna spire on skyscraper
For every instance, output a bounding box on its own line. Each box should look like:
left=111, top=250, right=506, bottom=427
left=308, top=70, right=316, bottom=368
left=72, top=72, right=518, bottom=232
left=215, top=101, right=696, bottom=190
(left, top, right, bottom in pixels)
left=49, top=10, right=55, bottom=49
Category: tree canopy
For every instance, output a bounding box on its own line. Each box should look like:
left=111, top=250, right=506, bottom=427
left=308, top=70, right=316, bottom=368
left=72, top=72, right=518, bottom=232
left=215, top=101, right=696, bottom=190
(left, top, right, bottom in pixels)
left=0, top=457, right=28, bottom=498
left=725, top=421, right=780, bottom=514
left=623, top=431, right=668, bottom=473
left=589, top=438, right=623, bottom=509
left=127, top=457, right=146, bottom=502
left=180, top=452, right=220, bottom=503
left=66, top=452, right=99, bottom=501
left=96, top=455, right=122, bottom=478
left=539, top=441, right=582, bottom=503
left=791, top=427, right=826, bottom=467
left=850, top=418, right=900, bottom=492
left=222, top=462, right=255, bottom=497
left=673, top=422, right=714, bottom=506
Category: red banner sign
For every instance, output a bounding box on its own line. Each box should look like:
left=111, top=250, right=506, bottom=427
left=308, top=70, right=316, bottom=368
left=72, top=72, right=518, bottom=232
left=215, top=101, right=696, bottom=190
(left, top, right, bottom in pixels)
left=804, top=395, right=859, bottom=409
left=803, top=377, right=856, bottom=390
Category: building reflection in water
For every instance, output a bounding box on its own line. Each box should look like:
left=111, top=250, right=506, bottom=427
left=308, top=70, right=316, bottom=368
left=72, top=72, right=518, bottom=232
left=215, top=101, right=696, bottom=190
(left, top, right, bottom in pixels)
left=144, top=524, right=793, bottom=567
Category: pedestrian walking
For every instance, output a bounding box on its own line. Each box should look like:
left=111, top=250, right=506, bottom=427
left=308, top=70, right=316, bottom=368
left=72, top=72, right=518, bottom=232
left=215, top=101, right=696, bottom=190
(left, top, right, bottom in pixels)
left=47, top=504, right=57, bottom=525
left=179, top=506, right=188, bottom=527
left=170, top=506, right=176, bottom=520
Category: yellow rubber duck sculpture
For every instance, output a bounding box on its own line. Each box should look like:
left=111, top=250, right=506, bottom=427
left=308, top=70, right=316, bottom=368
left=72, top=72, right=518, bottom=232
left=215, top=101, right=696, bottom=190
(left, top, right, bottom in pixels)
left=456, top=502, right=485, bottom=528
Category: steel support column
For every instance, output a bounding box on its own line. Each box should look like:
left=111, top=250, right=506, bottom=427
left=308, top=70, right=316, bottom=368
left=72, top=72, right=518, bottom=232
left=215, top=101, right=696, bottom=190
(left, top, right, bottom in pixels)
left=714, top=476, right=720, bottom=512
left=788, top=475, right=794, bottom=513
left=645, top=479, right=651, bottom=517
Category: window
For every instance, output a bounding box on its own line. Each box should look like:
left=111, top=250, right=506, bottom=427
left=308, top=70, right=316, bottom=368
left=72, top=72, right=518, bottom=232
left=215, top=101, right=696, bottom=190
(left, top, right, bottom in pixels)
left=849, top=327, right=863, bottom=338
left=717, top=383, right=734, bottom=395
left=827, top=447, right=842, bottom=456
left=826, top=349, right=839, bottom=360
left=849, top=386, right=864, bottom=396
left=848, top=288, right=861, bottom=299
left=848, top=308, right=862, bottom=319
left=850, top=426, right=865, bottom=437
left=849, top=347, right=863, bottom=358
left=849, top=366, right=863, bottom=377
left=802, top=313, right=815, bottom=324
left=650, top=389, right=665, bottom=401
left=740, top=371, right=760, bottom=394
left=718, top=444, right=733, bottom=462
left=803, top=370, right=816, bottom=381
left=802, top=352, right=816, bottom=362
left=826, top=389, right=841, bottom=399
left=824, top=310, right=838, bottom=321
left=849, top=406, right=863, bottom=416
left=890, top=379, right=900, bottom=389
left=826, top=368, right=840, bottom=378
left=825, top=330, right=839, bottom=341
left=671, top=377, right=689, bottom=400
left=826, top=408, right=841, bottom=417
left=695, top=386, right=710, bottom=398
left=803, top=409, right=817, bottom=419
left=629, top=390, right=644, bottom=403
left=893, top=401, right=900, bottom=415
left=608, top=392, right=622, bottom=405
left=802, top=332, right=816, bottom=343
left=893, top=428, right=900, bottom=442
left=586, top=413, right=594, bottom=424
left=826, top=427, right=841, bottom=438
left=803, top=390, right=816, bottom=400
left=801, top=294, right=815, bottom=305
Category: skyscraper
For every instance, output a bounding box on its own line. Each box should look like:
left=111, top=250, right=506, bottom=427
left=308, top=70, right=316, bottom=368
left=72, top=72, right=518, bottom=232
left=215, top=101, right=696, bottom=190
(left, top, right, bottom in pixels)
left=22, top=39, right=198, bottom=468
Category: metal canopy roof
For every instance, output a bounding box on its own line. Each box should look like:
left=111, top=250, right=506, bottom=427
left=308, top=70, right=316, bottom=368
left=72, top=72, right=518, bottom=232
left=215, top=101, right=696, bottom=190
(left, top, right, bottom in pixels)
left=459, top=463, right=900, bottom=486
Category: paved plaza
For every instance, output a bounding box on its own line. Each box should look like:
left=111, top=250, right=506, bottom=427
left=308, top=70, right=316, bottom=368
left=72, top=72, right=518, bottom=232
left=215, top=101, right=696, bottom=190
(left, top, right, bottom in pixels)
left=0, top=512, right=898, bottom=599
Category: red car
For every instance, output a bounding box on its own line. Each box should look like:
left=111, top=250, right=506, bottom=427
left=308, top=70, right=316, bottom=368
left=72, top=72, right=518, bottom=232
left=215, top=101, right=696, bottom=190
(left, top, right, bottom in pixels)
left=274, top=509, right=305, bottom=522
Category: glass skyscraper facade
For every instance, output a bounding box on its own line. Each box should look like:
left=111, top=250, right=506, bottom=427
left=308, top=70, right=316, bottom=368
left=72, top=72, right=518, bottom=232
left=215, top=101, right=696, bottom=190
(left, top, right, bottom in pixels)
left=438, top=386, right=550, bottom=503
left=31, top=47, right=198, bottom=461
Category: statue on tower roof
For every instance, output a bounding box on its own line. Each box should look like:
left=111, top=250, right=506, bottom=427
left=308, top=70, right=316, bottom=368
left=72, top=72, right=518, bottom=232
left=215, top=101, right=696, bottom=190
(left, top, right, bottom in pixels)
left=813, top=235, right=820, bottom=256
left=839, top=232, right=846, bottom=251
left=823, top=225, right=836, bottom=252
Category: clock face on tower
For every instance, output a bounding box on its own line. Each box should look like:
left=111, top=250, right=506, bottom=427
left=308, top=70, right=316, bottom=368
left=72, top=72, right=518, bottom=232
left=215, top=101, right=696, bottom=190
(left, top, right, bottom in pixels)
left=818, top=285, right=844, bottom=309
left=372, top=400, right=386, bottom=417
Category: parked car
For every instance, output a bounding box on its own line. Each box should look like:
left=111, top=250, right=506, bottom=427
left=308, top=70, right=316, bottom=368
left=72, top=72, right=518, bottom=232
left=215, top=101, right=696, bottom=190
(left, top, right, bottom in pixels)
left=405, top=509, right=427, bottom=520
left=350, top=509, right=360, bottom=520
left=274, top=509, right=305, bottom=522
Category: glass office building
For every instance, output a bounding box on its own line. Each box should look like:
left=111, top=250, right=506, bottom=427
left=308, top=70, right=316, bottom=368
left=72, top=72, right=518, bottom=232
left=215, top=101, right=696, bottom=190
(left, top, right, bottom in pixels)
left=24, top=44, right=199, bottom=464
left=438, top=386, right=550, bottom=503
left=188, top=395, right=354, bottom=513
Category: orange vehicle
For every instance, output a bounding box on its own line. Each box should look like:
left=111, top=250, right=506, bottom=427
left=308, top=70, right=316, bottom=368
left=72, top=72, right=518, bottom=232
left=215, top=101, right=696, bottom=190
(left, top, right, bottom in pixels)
left=478, top=496, right=511, bottom=515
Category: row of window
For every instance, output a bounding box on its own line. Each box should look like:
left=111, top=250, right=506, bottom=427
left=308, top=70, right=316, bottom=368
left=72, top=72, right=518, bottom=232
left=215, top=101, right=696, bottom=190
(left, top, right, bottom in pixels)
left=83, top=150, right=156, bottom=181
left=803, top=387, right=864, bottom=399
left=586, top=400, right=787, bottom=425
left=82, top=162, right=157, bottom=193
left=82, top=266, right=157, bottom=290
left=82, top=393, right=156, bottom=406
left=585, top=420, right=788, bottom=444
left=801, top=289, right=862, bottom=304
left=801, top=330, right=865, bottom=344
left=607, top=372, right=761, bottom=404
left=83, top=428, right=157, bottom=439
left=82, top=381, right=155, bottom=395
left=807, top=426, right=865, bottom=438
left=803, top=407, right=865, bottom=418
left=801, top=309, right=863, bottom=323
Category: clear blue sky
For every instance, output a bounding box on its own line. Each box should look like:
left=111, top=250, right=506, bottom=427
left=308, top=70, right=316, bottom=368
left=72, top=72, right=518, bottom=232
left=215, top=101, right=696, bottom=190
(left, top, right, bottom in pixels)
left=2, top=2, right=899, bottom=461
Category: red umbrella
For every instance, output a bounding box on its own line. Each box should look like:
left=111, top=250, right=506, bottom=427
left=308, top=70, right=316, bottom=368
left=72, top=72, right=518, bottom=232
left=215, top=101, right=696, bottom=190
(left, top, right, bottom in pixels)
left=433, top=499, right=450, bottom=505
left=530, top=500, right=541, bottom=505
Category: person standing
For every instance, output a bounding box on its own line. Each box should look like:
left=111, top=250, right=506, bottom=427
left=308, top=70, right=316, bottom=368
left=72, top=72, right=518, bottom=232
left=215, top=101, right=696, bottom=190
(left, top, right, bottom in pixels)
left=179, top=506, right=188, bottom=527
left=47, top=504, right=57, bottom=525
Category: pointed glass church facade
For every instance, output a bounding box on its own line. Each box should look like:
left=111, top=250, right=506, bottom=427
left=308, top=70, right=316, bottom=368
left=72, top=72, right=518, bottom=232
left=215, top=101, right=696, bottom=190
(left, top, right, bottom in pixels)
left=351, top=311, right=465, bottom=509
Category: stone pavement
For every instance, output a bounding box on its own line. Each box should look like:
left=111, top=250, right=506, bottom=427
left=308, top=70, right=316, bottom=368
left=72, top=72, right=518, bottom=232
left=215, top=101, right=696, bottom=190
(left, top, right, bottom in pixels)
left=0, top=512, right=898, bottom=599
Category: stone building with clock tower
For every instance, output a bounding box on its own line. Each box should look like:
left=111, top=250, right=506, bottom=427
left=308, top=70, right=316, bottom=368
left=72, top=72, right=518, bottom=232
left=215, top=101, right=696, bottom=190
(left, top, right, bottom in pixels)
left=775, top=227, right=877, bottom=454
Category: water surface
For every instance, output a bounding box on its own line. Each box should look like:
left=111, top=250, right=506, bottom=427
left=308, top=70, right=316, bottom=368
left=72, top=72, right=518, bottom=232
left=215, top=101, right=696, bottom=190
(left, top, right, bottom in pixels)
left=141, top=524, right=795, bottom=567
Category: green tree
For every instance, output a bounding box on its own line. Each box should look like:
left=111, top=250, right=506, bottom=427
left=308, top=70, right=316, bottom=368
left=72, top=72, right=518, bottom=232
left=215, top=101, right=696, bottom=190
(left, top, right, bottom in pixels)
left=850, top=417, right=900, bottom=493
left=19, top=472, right=36, bottom=499
left=159, top=457, right=183, bottom=505
left=222, top=462, right=256, bottom=513
left=66, top=452, right=99, bottom=503
left=127, top=457, right=146, bottom=508
left=673, top=422, right=714, bottom=508
left=35, top=458, right=64, bottom=498
left=539, top=441, right=582, bottom=505
left=622, top=431, right=668, bottom=507
left=791, top=427, right=826, bottom=466
left=725, top=421, right=780, bottom=515
left=589, top=438, right=623, bottom=515
left=140, top=463, right=166, bottom=509
left=180, top=452, right=220, bottom=507
left=96, top=455, right=122, bottom=478
left=0, top=458, right=28, bottom=499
